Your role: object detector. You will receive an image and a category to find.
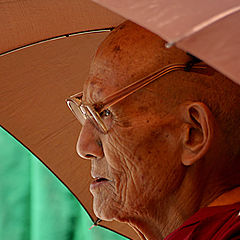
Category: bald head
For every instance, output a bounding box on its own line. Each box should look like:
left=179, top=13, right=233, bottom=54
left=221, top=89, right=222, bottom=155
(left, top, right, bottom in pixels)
left=91, top=21, right=191, bottom=87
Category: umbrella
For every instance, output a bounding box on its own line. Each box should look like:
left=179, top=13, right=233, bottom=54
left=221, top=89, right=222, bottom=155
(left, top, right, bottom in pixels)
left=0, top=0, right=138, bottom=239
left=1, top=0, right=239, bottom=239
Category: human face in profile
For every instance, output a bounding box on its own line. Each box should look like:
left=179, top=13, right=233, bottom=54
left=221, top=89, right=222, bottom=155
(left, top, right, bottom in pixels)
left=76, top=61, right=184, bottom=223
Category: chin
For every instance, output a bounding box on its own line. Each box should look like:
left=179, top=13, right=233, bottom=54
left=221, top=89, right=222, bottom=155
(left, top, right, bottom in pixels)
left=93, top=198, right=115, bottom=221
left=93, top=197, right=128, bottom=222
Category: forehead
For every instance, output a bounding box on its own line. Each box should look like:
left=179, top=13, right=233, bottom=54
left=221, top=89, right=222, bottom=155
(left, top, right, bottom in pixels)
left=83, top=47, right=161, bottom=103
left=82, top=61, right=124, bottom=103
left=82, top=21, right=188, bottom=103
left=81, top=26, right=158, bottom=101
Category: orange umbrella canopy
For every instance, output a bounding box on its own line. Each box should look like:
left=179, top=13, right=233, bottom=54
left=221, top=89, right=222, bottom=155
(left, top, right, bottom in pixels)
left=0, top=0, right=139, bottom=239
left=1, top=0, right=240, bottom=239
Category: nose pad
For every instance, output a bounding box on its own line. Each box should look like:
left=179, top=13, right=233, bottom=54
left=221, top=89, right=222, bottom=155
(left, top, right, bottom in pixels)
left=76, top=121, right=104, bottom=160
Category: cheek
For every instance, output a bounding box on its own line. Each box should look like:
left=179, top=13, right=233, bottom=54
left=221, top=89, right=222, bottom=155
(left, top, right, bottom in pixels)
left=91, top=132, right=135, bottom=219
left=102, top=132, right=142, bottom=202
left=131, top=122, right=180, bottom=174
left=104, top=130, right=136, bottom=170
left=97, top=119, right=184, bottom=220
left=132, top=126, right=185, bottom=199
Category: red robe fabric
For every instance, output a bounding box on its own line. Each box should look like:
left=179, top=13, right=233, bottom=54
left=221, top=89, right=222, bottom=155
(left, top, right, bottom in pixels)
left=165, top=202, right=240, bottom=240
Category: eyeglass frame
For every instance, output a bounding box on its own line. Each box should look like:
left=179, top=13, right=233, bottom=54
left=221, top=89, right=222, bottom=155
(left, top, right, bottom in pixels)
left=66, top=62, right=208, bottom=134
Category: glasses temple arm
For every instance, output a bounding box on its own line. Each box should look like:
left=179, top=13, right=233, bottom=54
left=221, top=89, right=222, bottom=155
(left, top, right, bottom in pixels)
left=99, top=63, right=206, bottom=111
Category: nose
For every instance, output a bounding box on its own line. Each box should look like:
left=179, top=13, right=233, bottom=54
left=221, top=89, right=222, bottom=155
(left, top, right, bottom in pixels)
left=76, top=120, right=104, bottom=160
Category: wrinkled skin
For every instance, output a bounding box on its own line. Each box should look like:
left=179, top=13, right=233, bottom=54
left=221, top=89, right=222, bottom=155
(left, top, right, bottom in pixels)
left=80, top=87, right=185, bottom=222
left=76, top=21, right=240, bottom=240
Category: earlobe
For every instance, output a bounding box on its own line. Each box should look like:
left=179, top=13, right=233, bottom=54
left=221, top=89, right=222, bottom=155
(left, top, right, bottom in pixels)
left=181, top=102, right=214, bottom=166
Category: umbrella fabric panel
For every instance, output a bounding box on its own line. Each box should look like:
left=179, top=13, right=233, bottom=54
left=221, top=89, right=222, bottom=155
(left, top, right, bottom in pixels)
left=0, top=33, right=107, bottom=228
left=0, top=0, right=124, bottom=54
left=0, top=127, right=129, bottom=240
left=0, top=32, right=137, bottom=239
left=177, top=10, right=240, bottom=85
left=92, top=0, right=239, bottom=42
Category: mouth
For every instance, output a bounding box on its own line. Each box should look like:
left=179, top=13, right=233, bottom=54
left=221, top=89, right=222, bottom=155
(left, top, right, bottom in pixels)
left=94, top=177, right=109, bottom=183
left=90, top=177, right=110, bottom=191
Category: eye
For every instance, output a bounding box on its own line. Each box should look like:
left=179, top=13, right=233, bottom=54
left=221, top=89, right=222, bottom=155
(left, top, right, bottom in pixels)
left=100, top=109, right=111, bottom=117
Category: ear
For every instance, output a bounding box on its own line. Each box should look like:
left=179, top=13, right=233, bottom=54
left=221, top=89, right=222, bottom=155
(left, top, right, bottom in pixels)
left=180, top=102, right=214, bottom=166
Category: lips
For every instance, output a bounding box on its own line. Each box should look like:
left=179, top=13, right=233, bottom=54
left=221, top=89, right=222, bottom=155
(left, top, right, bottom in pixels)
left=90, top=174, right=111, bottom=191
left=91, top=172, right=110, bottom=182
left=95, top=177, right=108, bottom=183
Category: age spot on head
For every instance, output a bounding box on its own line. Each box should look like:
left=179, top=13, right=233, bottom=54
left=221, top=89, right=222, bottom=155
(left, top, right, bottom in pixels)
left=138, top=106, right=148, bottom=113
left=122, top=121, right=132, bottom=127
left=113, top=45, right=121, bottom=52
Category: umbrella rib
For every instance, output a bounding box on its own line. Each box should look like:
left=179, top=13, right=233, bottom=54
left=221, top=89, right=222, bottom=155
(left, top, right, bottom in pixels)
left=0, top=27, right=114, bottom=57
left=166, top=5, right=240, bottom=48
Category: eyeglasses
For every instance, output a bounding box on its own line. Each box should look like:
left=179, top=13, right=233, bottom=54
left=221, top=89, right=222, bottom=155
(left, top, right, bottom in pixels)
left=66, top=62, right=207, bottom=134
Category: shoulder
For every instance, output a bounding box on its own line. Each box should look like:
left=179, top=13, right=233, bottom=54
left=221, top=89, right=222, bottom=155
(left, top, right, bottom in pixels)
left=165, top=202, right=240, bottom=240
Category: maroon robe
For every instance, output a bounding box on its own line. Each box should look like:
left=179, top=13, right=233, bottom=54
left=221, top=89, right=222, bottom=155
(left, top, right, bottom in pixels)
left=165, top=202, right=240, bottom=240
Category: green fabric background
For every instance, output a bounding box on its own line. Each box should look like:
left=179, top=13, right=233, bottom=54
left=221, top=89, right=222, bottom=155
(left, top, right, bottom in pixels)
left=0, top=127, right=128, bottom=240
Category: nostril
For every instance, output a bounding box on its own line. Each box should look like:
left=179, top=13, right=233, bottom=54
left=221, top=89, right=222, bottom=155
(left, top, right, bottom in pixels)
left=85, top=154, right=96, bottom=159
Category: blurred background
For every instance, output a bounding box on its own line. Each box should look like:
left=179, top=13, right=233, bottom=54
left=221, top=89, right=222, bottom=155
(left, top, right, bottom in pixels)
left=0, top=127, right=128, bottom=240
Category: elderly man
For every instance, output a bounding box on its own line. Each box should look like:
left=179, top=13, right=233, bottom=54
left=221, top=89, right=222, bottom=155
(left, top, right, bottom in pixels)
left=67, top=21, right=240, bottom=239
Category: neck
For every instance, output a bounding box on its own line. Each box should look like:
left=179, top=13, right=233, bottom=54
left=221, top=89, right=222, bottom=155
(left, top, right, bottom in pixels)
left=127, top=184, right=201, bottom=240
left=128, top=203, right=185, bottom=240
left=127, top=164, right=240, bottom=240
